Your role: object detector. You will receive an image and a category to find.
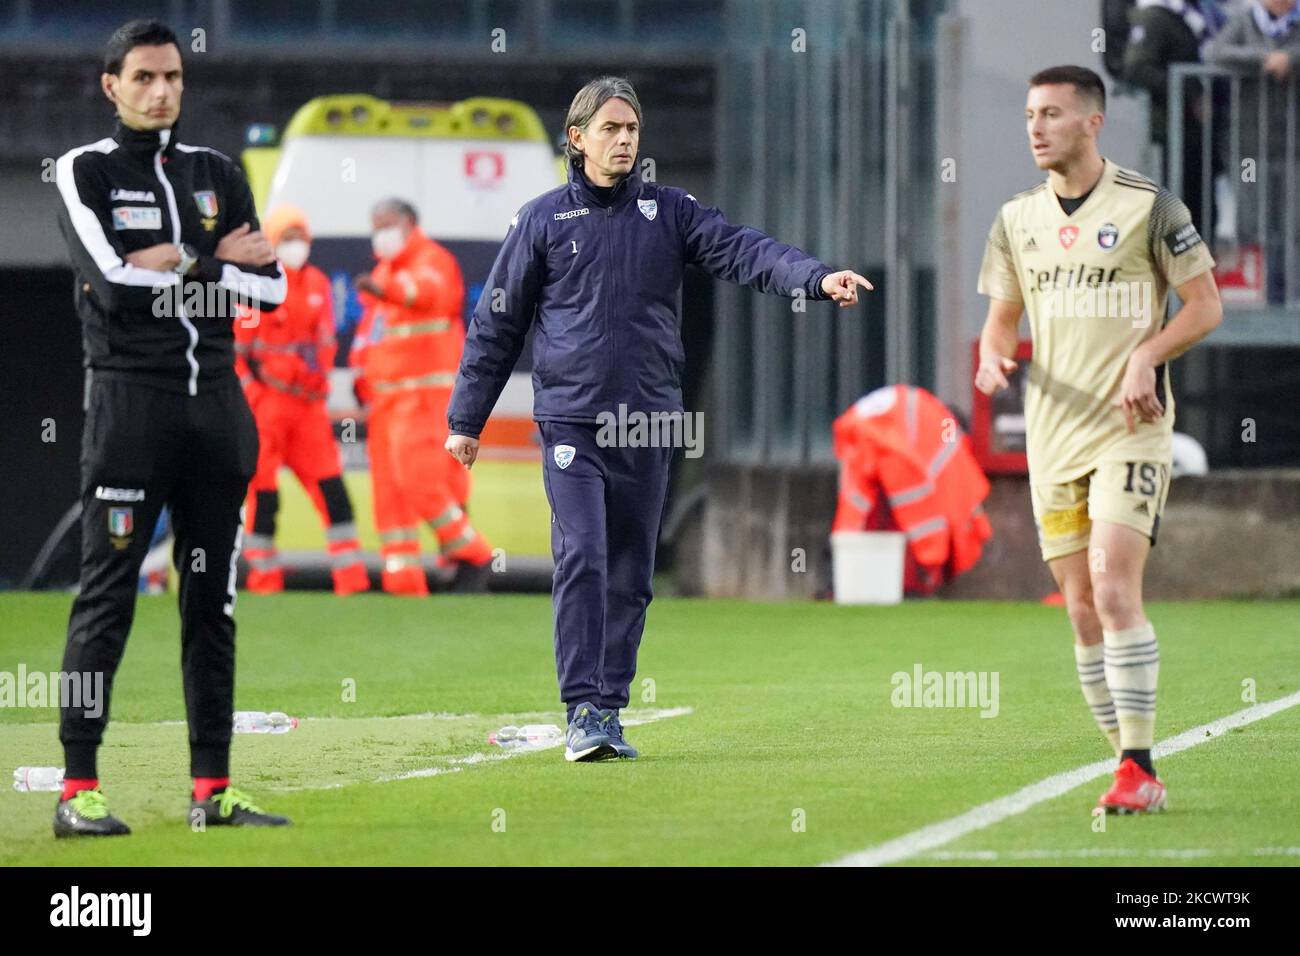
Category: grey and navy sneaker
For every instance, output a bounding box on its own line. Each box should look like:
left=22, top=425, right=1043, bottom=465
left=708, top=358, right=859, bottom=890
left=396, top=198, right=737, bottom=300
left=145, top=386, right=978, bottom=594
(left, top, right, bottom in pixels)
left=53, top=789, right=131, bottom=838
left=564, top=701, right=619, bottom=762
left=600, top=708, right=638, bottom=759
left=190, top=786, right=291, bottom=827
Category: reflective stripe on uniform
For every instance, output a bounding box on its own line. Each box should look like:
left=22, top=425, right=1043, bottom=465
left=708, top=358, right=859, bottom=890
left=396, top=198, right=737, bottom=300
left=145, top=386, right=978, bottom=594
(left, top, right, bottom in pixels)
left=440, top=529, right=476, bottom=554
left=326, top=522, right=358, bottom=543
left=373, top=371, right=457, bottom=393
left=904, top=387, right=919, bottom=443
left=428, top=506, right=464, bottom=531
left=928, top=437, right=959, bottom=478
left=247, top=339, right=315, bottom=355
left=888, top=483, right=930, bottom=508
left=331, top=549, right=362, bottom=569
left=381, top=319, right=450, bottom=339
left=379, top=527, right=419, bottom=544
left=244, top=532, right=274, bottom=551
left=258, top=369, right=327, bottom=401
left=383, top=554, right=420, bottom=573
left=905, top=515, right=948, bottom=540
left=886, top=434, right=964, bottom=509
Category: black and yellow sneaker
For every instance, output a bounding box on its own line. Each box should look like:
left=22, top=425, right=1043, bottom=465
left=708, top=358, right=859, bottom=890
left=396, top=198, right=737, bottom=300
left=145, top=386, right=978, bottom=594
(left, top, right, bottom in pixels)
left=190, top=786, right=291, bottom=827
left=53, top=789, right=131, bottom=838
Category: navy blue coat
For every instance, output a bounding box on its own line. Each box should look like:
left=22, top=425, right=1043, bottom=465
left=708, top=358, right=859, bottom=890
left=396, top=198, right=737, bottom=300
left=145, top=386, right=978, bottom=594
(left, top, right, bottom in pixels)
left=448, top=158, right=834, bottom=438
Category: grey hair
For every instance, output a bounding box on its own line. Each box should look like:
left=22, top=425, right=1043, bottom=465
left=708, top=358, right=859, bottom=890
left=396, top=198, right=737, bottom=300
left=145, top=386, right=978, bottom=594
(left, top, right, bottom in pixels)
left=564, top=76, right=643, bottom=161
left=372, top=197, right=419, bottom=225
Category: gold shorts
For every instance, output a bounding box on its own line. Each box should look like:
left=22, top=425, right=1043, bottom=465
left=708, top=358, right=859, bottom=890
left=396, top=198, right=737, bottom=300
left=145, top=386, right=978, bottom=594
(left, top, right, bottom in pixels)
left=1031, top=460, right=1171, bottom=561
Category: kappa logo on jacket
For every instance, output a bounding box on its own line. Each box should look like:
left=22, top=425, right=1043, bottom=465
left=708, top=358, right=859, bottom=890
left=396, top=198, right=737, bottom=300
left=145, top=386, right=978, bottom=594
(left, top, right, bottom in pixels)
left=553, top=444, right=576, bottom=470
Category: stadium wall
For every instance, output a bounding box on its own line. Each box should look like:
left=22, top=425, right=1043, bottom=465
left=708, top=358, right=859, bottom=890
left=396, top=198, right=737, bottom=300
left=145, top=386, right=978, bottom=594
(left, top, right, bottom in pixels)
left=673, top=466, right=1300, bottom=601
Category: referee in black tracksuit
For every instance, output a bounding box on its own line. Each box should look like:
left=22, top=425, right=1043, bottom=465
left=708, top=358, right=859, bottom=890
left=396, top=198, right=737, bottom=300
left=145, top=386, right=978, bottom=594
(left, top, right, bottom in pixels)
left=52, top=20, right=290, bottom=836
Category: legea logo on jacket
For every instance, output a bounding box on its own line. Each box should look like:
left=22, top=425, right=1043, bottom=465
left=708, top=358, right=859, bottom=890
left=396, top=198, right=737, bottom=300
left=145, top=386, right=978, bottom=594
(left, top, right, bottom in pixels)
left=553, top=445, right=576, bottom=470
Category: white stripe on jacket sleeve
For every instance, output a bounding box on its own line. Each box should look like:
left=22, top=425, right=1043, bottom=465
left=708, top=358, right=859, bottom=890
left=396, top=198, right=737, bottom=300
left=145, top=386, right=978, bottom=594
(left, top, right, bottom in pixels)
left=55, top=140, right=179, bottom=291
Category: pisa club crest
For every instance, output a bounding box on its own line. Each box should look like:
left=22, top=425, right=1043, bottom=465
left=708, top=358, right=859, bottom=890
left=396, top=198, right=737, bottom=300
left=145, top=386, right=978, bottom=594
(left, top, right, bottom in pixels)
left=1058, top=225, right=1079, bottom=249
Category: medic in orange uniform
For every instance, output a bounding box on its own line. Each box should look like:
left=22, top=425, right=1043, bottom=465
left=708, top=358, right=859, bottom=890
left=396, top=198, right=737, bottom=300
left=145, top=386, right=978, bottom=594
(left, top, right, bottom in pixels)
left=351, top=198, right=492, bottom=596
left=235, top=205, right=369, bottom=595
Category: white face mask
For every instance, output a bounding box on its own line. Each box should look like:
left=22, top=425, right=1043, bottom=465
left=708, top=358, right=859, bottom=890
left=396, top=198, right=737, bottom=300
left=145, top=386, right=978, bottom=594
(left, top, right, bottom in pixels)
left=371, top=226, right=406, bottom=260
left=276, top=239, right=310, bottom=270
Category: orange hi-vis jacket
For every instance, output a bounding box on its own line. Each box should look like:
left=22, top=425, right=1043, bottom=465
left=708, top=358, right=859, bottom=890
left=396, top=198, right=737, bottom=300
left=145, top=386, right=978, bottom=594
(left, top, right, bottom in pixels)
left=351, top=229, right=465, bottom=398
left=833, top=385, right=992, bottom=592
left=234, top=263, right=336, bottom=402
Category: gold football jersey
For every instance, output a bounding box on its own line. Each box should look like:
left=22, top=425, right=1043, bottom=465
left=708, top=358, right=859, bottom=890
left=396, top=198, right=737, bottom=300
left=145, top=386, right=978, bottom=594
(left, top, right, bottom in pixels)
left=978, top=159, right=1215, bottom=483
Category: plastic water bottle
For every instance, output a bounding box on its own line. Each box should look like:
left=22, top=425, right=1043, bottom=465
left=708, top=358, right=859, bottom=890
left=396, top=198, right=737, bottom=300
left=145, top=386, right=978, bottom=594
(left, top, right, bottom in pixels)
left=233, top=711, right=298, bottom=734
left=13, top=767, right=64, bottom=792
left=488, top=724, right=563, bottom=751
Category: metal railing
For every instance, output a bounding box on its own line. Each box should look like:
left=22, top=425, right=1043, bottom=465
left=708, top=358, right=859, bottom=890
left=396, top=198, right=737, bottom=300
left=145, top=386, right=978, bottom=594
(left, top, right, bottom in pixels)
left=1169, top=63, right=1300, bottom=340
left=711, top=0, right=944, bottom=464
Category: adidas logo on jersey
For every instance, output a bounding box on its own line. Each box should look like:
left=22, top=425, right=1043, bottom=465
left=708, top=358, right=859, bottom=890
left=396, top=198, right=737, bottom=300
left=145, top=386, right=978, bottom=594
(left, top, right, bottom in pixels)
left=1023, top=236, right=1038, bottom=252
left=1133, top=501, right=1150, bottom=516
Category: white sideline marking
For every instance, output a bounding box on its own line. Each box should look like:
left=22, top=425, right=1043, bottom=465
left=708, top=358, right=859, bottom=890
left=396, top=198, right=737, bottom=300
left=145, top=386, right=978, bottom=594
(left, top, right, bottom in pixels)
left=149, top=706, right=695, bottom=730
left=154, top=711, right=478, bottom=727
left=924, top=847, right=1300, bottom=861
left=826, top=690, right=1300, bottom=868
left=275, top=706, right=695, bottom=792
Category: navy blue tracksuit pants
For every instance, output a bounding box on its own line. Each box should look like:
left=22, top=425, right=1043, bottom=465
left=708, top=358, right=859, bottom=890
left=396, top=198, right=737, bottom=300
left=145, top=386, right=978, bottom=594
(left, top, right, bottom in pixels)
left=538, top=421, right=673, bottom=717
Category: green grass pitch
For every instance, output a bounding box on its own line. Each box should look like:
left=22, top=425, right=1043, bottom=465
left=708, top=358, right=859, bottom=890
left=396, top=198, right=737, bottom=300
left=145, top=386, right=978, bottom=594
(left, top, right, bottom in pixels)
left=2, top=594, right=1297, bottom=866
left=272, top=459, right=553, bottom=557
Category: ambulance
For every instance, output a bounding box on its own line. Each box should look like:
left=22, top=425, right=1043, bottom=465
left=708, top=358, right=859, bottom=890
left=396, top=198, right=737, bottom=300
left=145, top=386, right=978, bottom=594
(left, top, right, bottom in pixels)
left=241, top=94, right=563, bottom=458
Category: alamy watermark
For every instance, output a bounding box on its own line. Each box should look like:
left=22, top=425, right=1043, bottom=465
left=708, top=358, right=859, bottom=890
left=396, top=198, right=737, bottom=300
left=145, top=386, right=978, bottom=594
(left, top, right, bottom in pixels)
left=595, top=403, right=704, bottom=458
left=152, top=278, right=269, bottom=326
left=0, top=666, right=104, bottom=718
left=890, top=664, right=1000, bottom=718
left=1037, top=278, right=1155, bottom=329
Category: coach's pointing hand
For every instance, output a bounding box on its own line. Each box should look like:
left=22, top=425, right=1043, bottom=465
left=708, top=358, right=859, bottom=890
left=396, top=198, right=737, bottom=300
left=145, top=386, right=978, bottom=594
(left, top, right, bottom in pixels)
left=821, top=270, right=874, bottom=307
left=445, top=434, right=480, bottom=470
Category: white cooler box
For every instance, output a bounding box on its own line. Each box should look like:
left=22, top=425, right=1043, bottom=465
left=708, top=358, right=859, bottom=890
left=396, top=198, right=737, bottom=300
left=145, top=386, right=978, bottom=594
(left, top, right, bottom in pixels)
left=830, top=531, right=906, bottom=605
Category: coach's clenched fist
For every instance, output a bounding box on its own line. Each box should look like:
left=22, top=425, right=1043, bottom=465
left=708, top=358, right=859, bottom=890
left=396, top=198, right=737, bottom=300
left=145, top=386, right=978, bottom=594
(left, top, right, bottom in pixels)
left=445, top=434, right=479, bottom=469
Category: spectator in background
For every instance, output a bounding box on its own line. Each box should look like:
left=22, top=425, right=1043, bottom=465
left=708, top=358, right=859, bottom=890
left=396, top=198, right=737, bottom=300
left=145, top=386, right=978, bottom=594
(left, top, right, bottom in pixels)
left=1208, top=0, right=1300, bottom=302
left=1125, top=0, right=1229, bottom=235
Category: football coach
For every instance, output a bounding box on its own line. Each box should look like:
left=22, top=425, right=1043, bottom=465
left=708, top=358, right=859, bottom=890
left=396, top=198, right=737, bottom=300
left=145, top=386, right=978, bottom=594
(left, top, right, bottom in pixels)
left=52, top=19, right=289, bottom=835
left=446, top=76, right=871, bottom=762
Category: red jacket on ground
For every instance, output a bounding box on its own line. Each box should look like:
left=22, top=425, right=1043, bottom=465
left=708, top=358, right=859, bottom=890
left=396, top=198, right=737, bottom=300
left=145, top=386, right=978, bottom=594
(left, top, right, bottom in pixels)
left=833, top=385, right=992, bottom=594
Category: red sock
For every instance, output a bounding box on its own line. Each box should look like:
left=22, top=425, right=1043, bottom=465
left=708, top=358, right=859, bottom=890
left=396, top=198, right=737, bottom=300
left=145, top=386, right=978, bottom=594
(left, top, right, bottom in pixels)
left=62, top=778, right=98, bottom=801
left=193, top=776, right=230, bottom=801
